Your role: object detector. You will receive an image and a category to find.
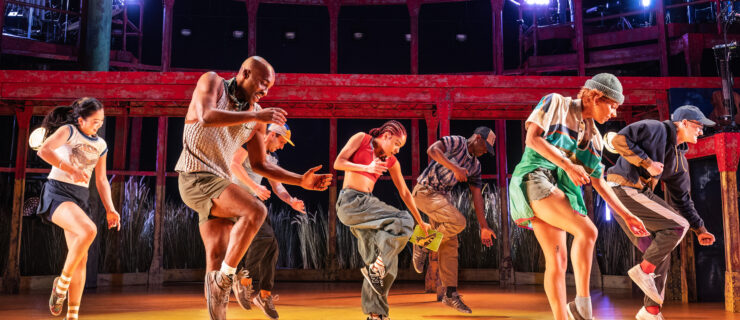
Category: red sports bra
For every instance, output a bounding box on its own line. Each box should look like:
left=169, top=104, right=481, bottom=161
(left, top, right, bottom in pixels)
left=349, top=133, right=397, bottom=183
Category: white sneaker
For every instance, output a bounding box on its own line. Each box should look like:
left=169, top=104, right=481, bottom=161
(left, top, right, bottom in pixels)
left=628, top=265, right=663, bottom=305
left=636, top=306, right=665, bottom=320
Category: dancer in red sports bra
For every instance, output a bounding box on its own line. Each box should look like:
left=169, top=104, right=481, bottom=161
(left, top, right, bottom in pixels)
left=334, top=120, right=431, bottom=320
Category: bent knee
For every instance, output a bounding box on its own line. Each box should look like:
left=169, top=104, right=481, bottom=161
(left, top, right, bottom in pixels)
left=81, top=224, right=97, bottom=243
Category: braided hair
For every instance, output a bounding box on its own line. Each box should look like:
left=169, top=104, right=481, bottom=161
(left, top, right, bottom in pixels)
left=368, top=120, right=406, bottom=139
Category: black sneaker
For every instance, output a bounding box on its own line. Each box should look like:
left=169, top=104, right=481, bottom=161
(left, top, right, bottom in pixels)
left=233, top=269, right=253, bottom=310
left=252, top=294, right=280, bottom=320
left=205, top=271, right=233, bottom=320
left=442, top=292, right=472, bottom=314
left=360, top=265, right=385, bottom=296
left=49, top=277, right=67, bottom=316
left=412, top=244, right=428, bottom=274
left=567, top=301, right=590, bottom=320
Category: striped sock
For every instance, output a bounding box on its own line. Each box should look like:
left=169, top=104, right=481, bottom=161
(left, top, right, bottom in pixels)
left=66, top=304, right=79, bottom=319
left=55, top=273, right=71, bottom=296
left=370, top=256, right=385, bottom=275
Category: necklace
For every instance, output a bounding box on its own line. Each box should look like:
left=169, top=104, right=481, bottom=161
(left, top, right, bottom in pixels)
left=226, top=78, right=250, bottom=111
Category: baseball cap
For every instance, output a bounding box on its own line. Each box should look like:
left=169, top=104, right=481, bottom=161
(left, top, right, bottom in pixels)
left=672, top=105, right=716, bottom=127
left=474, top=126, right=496, bottom=156
left=267, top=123, right=295, bottom=146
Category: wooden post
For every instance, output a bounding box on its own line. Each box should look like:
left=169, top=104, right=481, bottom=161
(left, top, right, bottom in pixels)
left=657, top=91, right=670, bottom=121
left=491, top=0, right=504, bottom=75
left=108, top=112, right=129, bottom=273
left=495, top=120, right=513, bottom=287
left=437, top=95, right=451, bottom=137
left=129, top=118, right=143, bottom=171
left=423, top=111, right=440, bottom=296
left=408, top=0, right=421, bottom=75
left=573, top=0, right=585, bottom=76
left=411, top=119, right=420, bottom=187
left=161, top=0, right=175, bottom=71
left=714, top=133, right=740, bottom=312
left=148, top=116, right=168, bottom=285
left=247, top=0, right=258, bottom=57
left=2, top=107, right=32, bottom=294
left=328, top=118, right=338, bottom=270
left=328, top=0, right=340, bottom=74
left=655, top=0, right=669, bottom=77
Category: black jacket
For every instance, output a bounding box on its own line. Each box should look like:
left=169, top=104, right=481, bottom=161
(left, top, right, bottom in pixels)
left=606, top=120, right=704, bottom=229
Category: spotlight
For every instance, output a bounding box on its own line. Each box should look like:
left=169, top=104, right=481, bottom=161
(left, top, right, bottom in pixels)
left=353, top=32, right=364, bottom=40
left=455, top=33, right=467, bottom=42
left=605, top=205, right=612, bottom=221
left=641, top=0, right=651, bottom=7
left=284, top=31, right=296, bottom=40
left=524, top=0, right=550, bottom=5
left=405, top=33, right=411, bottom=42
left=232, top=30, right=244, bottom=39
left=180, top=28, right=192, bottom=37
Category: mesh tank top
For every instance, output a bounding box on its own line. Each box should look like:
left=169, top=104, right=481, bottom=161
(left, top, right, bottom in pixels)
left=175, top=78, right=261, bottom=179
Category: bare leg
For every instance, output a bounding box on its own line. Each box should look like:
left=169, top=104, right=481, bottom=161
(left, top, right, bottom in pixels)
left=531, top=188, right=598, bottom=318
left=52, top=202, right=97, bottom=278
left=199, top=218, right=234, bottom=272
left=67, top=250, right=87, bottom=307
left=210, top=184, right=267, bottom=268
left=532, top=217, right=568, bottom=320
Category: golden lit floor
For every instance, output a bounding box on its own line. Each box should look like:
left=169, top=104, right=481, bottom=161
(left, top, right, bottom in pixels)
left=0, top=281, right=736, bottom=319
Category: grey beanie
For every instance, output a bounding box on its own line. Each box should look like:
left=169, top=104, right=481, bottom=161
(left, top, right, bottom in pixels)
left=584, top=73, right=624, bottom=105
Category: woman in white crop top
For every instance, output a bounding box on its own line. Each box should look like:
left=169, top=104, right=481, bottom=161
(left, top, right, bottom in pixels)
left=35, top=97, right=120, bottom=320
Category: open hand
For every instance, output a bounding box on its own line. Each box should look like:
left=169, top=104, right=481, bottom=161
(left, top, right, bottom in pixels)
left=566, top=163, right=590, bottom=186
left=481, top=227, right=496, bottom=247
left=624, top=214, right=650, bottom=237
left=300, top=165, right=333, bottom=191
left=289, top=197, right=306, bottom=214
left=254, top=185, right=271, bottom=201
left=255, top=108, right=287, bottom=125
left=365, top=158, right=388, bottom=176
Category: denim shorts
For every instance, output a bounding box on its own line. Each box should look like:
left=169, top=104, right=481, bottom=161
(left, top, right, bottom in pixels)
left=522, top=168, right=558, bottom=202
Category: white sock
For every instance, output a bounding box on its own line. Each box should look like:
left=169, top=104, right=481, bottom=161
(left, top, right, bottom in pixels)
left=370, top=256, right=385, bottom=275
left=220, top=262, right=236, bottom=276
left=66, top=304, right=79, bottom=319
left=56, top=273, right=71, bottom=296
left=575, top=295, right=592, bottom=319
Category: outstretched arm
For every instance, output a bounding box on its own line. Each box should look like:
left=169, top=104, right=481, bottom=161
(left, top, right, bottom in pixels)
left=94, top=153, right=120, bottom=231
left=388, top=161, right=431, bottom=234
left=248, top=123, right=331, bottom=191
left=591, top=176, right=649, bottom=237
left=268, top=179, right=306, bottom=214
left=470, top=185, right=495, bottom=246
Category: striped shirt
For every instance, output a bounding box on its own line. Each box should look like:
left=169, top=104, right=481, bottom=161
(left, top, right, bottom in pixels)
left=417, top=135, right=482, bottom=193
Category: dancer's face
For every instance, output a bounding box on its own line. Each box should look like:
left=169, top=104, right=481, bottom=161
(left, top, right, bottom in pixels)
left=676, top=119, right=704, bottom=144
left=375, top=132, right=406, bottom=160
left=470, top=134, right=492, bottom=157
left=586, top=96, right=619, bottom=124
left=265, top=132, right=288, bottom=152
left=77, top=109, right=104, bottom=136
left=240, top=66, right=275, bottom=106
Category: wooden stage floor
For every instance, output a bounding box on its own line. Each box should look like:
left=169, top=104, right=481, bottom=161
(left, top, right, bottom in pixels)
left=0, top=281, right=735, bottom=319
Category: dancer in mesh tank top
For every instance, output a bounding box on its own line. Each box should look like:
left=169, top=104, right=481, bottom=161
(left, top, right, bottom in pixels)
left=174, top=56, right=332, bottom=320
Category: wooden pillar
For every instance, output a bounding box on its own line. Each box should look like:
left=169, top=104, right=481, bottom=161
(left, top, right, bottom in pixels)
left=437, top=95, right=451, bottom=137
left=328, top=118, right=338, bottom=269
left=148, top=116, right=168, bottom=285
left=495, top=120, right=513, bottom=287
left=328, top=0, right=340, bottom=74
left=657, top=91, right=670, bottom=121
left=411, top=119, right=420, bottom=187
left=161, top=0, right=175, bottom=71
left=0, top=0, right=6, bottom=60
left=715, top=133, right=740, bottom=312
left=247, top=0, right=258, bottom=57
left=423, top=111, right=440, bottom=296
left=408, top=0, right=421, bottom=75
left=573, top=0, right=585, bottom=76
left=679, top=230, right=697, bottom=302
left=655, top=0, right=669, bottom=76
left=491, top=0, right=504, bottom=75
left=108, top=112, right=129, bottom=273
left=2, top=107, right=32, bottom=293
left=424, top=112, right=438, bottom=160
left=129, top=118, right=143, bottom=171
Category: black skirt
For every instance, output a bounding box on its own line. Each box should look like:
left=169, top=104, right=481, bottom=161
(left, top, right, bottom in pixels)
left=37, top=179, right=90, bottom=223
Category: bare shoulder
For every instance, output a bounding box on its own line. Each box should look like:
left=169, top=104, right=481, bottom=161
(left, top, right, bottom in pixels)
left=196, top=72, right=223, bottom=91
